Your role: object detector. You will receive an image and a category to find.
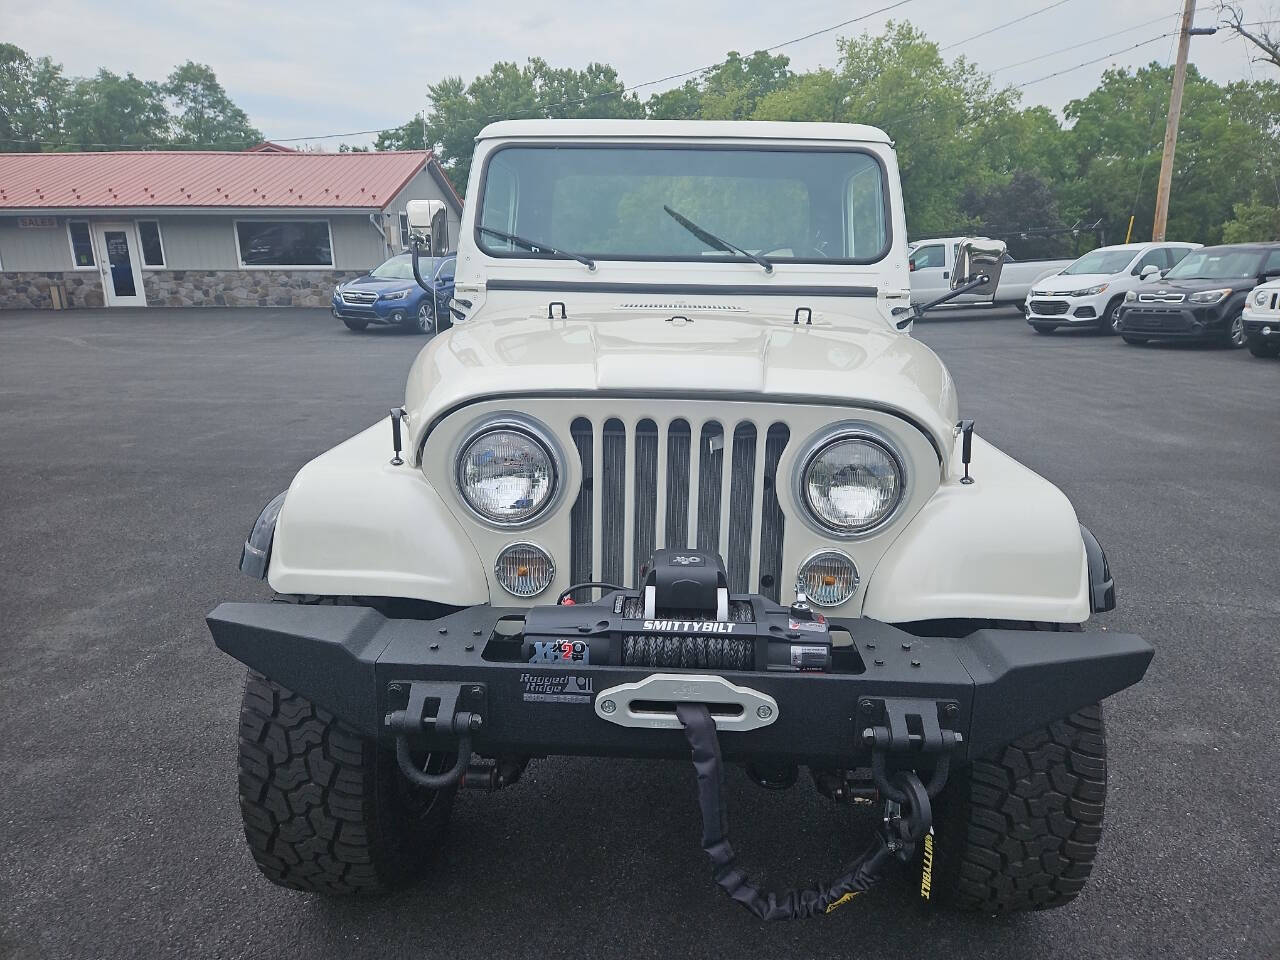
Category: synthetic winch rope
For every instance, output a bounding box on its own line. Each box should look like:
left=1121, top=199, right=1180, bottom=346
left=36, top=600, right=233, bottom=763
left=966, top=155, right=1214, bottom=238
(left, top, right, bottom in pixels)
left=675, top=703, right=928, bottom=920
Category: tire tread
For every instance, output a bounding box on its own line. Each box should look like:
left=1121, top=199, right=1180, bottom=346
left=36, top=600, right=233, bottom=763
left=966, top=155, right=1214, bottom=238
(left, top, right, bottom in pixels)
left=941, top=705, right=1107, bottom=912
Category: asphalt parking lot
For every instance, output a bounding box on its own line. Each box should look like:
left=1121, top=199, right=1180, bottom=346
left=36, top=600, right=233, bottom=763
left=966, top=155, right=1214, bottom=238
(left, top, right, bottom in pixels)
left=1, top=306, right=1277, bottom=960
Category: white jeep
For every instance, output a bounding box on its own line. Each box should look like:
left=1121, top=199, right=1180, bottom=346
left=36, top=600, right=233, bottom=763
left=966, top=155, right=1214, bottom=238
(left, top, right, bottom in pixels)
left=210, top=120, right=1151, bottom=917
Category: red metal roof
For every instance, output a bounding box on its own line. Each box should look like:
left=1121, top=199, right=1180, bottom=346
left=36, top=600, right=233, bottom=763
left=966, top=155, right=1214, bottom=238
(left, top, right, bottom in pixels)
left=0, top=150, right=439, bottom=211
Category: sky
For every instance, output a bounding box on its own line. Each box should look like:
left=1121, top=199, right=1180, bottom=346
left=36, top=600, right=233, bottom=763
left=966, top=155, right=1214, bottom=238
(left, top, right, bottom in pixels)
left=4, top=0, right=1277, bottom=148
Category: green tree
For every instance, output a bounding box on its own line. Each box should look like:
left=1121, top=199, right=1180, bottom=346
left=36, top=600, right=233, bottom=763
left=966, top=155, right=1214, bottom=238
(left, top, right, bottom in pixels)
left=1221, top=200, right=1280, bottom=241
left=646, top=50, right=793, bottom=120
left=0, top=43, right=67, bottom=151
left=379, top=59, right=642, bottom=194
left=1064, top=64, right=1280, bottom=245
left=164, top=61, right=261, bottom=148
left=60, top=68, right=170, bottom=150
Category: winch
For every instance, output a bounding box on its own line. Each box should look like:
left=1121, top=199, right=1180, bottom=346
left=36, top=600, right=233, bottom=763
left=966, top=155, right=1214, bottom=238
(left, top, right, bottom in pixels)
left=521, top=549, right=833, bottom=672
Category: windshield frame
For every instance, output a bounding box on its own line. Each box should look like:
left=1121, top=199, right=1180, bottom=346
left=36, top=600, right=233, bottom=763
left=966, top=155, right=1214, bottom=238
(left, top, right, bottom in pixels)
left=472, top=141, right=894, bottom=267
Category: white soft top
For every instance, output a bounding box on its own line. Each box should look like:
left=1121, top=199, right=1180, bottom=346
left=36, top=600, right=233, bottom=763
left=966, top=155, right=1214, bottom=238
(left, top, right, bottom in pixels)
left=475, top=118, right=892, bottom=144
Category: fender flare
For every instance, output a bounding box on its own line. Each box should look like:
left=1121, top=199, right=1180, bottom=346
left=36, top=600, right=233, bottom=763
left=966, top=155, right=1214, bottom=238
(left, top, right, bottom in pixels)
left=239, top=490, right=287, bottom=580
left=1079, top=523, right=1116, bottom=613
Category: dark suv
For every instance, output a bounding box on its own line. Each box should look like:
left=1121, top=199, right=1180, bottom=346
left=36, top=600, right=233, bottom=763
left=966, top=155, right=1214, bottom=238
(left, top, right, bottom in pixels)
left=1114, top=242, right=1280, bottom=347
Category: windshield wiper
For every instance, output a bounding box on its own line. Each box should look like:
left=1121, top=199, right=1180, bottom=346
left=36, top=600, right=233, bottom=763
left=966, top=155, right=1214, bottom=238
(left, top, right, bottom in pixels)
left=662, top=205, right=773, bottom=274
left=478, top=225, right=596, bottom=271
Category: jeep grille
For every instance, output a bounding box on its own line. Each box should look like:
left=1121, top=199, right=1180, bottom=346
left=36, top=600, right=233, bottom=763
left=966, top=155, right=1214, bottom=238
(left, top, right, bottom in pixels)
left=567, top=417, right=790, bottom=601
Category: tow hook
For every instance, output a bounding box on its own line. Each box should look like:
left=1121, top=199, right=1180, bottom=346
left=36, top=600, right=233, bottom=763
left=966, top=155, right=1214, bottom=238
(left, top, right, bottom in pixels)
left=385, top=681, right=486, bottom=790
left=860, top=696, right=963, bottom=799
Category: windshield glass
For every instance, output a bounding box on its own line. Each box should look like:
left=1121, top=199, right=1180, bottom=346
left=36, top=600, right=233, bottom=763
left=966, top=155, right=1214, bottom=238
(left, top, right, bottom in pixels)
left=1165, top=249, right=1262, bottom=280
left=369, top=255, right=427, bottom=280
left=1061, top=249, right=1137, bottom=275
left=477, top=145, right=889, bottom=263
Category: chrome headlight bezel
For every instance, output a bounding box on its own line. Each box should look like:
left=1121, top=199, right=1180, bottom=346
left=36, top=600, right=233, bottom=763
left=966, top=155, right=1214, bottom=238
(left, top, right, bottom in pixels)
left=1255, top=290, right=1269, bottom=307
left=494, top=541, right=556, bottom=597
left=792, top=423, right=908, bottom=540
left=452, top=415, right=564, bottom=528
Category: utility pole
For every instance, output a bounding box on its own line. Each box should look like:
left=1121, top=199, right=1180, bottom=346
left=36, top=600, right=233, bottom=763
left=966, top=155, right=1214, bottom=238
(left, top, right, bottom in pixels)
left=1152, top=0, right=1216, bottom=241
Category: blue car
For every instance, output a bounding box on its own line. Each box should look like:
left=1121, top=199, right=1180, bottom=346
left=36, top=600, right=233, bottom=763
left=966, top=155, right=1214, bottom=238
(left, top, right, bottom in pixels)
left=332, top=253, right=455, bottom=335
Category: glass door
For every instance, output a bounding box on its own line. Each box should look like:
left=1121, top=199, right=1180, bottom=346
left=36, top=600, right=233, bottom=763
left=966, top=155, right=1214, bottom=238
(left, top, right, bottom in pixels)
left=92, top=222, right=148, bottom=307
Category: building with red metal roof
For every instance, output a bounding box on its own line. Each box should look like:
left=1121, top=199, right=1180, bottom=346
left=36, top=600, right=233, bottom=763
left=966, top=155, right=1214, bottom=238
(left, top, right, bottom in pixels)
left=0, top=150, right=463, bottom=309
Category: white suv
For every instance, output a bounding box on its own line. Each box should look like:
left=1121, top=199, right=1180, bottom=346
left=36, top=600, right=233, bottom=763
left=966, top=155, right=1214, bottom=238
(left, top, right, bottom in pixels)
left=1025, top=242, right=1200, bottom=335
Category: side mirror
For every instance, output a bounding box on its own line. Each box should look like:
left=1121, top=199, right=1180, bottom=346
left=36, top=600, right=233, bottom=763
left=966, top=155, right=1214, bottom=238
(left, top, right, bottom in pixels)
left=406, top=199, right=449, bottom=256
left=1139, top=264, right=1160, bottom=280
left=952, top=237, right=1007, bottom=296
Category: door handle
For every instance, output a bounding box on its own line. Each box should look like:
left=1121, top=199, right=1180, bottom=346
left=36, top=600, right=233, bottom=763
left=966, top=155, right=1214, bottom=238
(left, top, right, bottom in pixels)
left=943, top=271, right=950, bottom=279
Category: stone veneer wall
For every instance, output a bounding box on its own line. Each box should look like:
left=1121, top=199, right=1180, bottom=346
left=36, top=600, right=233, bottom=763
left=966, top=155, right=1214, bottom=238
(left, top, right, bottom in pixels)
left=0, top=272, right=104, bottom=309
left=0, top=269, right=364, bottom=309
left=142, top=269, right=365, bottom=307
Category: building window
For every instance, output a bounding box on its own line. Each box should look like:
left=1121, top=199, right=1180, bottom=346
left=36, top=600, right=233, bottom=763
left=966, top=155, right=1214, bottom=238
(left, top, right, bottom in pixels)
left=234, top=220, right=333, bottom=268
left=68, top=220, right=95, bottom=268
left=137, top=221, right=165, bottom=267
left=399, top=211, right=410, bottom=249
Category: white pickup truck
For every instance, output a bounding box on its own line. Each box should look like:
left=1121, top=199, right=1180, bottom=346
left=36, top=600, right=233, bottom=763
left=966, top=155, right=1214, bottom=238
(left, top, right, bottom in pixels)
left=909, top=236, right=1072, bottom=310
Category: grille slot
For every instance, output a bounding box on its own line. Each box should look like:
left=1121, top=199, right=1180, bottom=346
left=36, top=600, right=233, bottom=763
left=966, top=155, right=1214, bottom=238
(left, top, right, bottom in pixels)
left=569, top=416, right=790, bottom=600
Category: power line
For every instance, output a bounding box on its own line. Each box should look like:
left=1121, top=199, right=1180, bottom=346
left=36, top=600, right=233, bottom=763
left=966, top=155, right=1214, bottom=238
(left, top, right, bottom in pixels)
left=990, top=14, right=1179, bottom=74
left=0, top=0, right=915, bottom=151
left=940, top=0, right=1075, bottom=51
left=1015, top=30, right=1178, bottom=88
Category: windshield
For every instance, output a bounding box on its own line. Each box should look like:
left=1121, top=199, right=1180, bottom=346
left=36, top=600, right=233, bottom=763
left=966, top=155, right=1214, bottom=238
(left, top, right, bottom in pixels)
left=477, top=145, right=890, bottom=263
left=1061, top=249, right=1137, bottom=275
left=1165, top=249, right=1262, bottom=280
left=370, top=255, right=426, bottom=280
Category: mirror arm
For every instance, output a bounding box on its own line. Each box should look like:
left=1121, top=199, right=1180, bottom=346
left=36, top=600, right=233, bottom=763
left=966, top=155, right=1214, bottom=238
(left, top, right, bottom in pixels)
left=897, top=274, right=991, bottom=329
left=410, top=237, right=432, bottom=293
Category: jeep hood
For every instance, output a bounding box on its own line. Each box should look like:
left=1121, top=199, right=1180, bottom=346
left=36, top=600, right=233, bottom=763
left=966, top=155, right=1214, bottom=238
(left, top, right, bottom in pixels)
left=404, top=310, right=958, bottom=457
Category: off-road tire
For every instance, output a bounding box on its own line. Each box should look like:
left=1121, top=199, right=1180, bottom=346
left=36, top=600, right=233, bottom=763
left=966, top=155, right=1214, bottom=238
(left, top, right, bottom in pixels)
left=1248, top=338, right=1279, bottom=358
left=237, top=671, right=456, bottom=893
left=342, top=318, right=368, bottom=332
left=1031, top=323, right=1055, bottom=335
left=932, top=704, right=1106, bottom=912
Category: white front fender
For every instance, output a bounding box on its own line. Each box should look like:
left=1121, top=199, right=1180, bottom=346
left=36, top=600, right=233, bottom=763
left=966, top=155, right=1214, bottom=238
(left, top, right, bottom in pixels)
left=268, top=422, right=489, bottom=604
left=862, top=437, right=1091, bottom=624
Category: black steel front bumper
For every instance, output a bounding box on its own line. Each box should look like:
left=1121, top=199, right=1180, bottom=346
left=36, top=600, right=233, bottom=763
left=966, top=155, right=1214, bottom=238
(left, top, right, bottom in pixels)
left=208, top=602, right=1152, bottom=767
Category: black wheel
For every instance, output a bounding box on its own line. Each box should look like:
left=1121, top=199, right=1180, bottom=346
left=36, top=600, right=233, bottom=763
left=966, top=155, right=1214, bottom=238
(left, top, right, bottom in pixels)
left=1121, top=335, right=1148, bottom=345
left=1224, top=311, right=1246, bottom=348
left=412, top=301, right=435, bottom=335
left=237, top=671, right=456, bottom=893
left=1031, top=323, right=1055, bottom=335
left=1102, top=297, right=1124, bottom=334
left=342, top=318, right=368, bottom=332
left=1248, top=338, right=1280, bottom=358
left=931, top=705, right=1107, bottom=912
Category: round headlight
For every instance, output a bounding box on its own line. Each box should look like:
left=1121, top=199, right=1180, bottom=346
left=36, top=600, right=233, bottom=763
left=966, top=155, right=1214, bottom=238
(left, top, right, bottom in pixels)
left=457, top=427, right=556, bottom=525
left=801, top=436, right=903, bottom=535
left=1256, top=290, right=1269, bottom=307
left=495, top=542, right=555, bottom=597
left=796, top=550, right=859, bottom=607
